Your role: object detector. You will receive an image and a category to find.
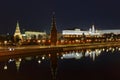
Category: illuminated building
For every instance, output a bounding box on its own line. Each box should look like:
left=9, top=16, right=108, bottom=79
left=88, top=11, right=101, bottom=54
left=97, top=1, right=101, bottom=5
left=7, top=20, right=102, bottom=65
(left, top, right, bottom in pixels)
left=22, top=31, right=47, bottom=40
left=62, top=25, right=120, bottom=37
left=13, top=22, right=46, bottom=40
left=14, top=21, right=23, bottom=41
left=62, top=25, right=100, bottom=37
left=99, top=30, right=120, bottom=34
left=13, top=21, right=47, bottom=45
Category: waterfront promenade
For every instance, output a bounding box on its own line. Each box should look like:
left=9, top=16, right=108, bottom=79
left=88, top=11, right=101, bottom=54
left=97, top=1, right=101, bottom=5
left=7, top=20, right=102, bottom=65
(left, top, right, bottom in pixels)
left=0, top=42, right=120, bottom=58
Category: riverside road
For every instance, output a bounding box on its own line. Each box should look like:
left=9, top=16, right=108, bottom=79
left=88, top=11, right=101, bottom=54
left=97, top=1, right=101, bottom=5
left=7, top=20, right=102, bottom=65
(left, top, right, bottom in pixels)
left=0, top=42, right=120, bottom=57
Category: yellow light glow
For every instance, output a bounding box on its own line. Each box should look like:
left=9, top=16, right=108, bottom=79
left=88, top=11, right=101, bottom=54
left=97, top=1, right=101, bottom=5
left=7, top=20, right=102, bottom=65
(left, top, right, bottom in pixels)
left=4, top=65, right=8, bottom=70
left=42, top=56, right=45, bottom=60
left=38, top=60, right=41, bottom=64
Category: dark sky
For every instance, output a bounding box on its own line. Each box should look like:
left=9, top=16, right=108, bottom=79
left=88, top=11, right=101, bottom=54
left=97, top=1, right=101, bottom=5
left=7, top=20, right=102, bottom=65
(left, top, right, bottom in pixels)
left=0, top=0, right=120, bottom=34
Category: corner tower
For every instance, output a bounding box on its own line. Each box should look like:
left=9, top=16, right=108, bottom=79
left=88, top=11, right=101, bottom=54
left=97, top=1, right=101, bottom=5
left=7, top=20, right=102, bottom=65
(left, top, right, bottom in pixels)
left=14, top=21, right=23, bottom=41
left=50, top=13, right=57, bottom=46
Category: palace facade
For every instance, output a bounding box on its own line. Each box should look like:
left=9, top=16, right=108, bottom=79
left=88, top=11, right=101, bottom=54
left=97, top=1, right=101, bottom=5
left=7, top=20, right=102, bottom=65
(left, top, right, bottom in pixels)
left=62, top=25, right=120, bottom=37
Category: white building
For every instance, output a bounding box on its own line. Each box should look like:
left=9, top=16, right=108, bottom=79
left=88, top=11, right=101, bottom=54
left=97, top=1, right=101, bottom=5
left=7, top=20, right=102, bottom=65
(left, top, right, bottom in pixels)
left=62, top=25, right=120, bottom=37
left=62, top=25, right=100, bottom=36
left=99, top=30, right=120, bottom=34
left=22, top=31, right=47, bottom=40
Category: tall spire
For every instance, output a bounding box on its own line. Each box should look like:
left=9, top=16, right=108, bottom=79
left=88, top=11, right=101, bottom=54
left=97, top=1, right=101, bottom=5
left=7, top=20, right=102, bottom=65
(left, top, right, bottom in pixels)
left=14, top=21, right=23, bottom=41
left=51, top=12, right=57, bottom=31
left=50, top=12, right=57, bottom=46
left=15, top=21, right=21, bottom=34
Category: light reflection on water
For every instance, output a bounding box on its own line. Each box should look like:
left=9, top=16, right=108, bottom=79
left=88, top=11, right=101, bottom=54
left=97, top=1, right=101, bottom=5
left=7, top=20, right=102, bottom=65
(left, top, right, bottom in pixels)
left=61, top=47, right=120, bottom=61
left=0, top=47, right=120, bottom=80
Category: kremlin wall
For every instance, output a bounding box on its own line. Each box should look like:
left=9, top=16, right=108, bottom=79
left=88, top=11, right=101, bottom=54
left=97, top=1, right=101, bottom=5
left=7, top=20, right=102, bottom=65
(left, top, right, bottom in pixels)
left=0, top=15, right=120, bottom=46
left=12, top=21, right=120, bottom=46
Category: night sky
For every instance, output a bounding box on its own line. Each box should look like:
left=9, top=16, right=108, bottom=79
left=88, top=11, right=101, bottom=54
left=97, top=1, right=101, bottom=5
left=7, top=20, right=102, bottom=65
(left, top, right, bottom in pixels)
left=0, top=0, right=120, bottom=34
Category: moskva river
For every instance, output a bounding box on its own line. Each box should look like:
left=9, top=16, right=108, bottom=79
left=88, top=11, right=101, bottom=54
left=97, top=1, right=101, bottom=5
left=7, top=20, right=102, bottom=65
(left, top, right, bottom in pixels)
left=0, top=47, right=120, bottom=80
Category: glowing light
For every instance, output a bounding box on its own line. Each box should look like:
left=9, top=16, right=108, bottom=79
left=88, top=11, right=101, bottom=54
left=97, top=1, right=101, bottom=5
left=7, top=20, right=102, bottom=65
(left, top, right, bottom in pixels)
left=61, top=57, right=63, bottom=59
left=8, top=59, right=14, bottom=63
left=62, top=52, right=83, bottom=59
left=8, top=47, right=14, bottom=51
left=109, top=47, right=112, bottom=50
left=92, top=52, right=95, bottom=61
left=4, top=65, right=8, bottom=70
left=95, top=49, right=101, bottom=57
left=19, top=58, right=22, bottom=62
left=62, top=53, right=74, bottom=59
left=106, top=49, right=109, bottom=52
left=42, top=40, right=46, bottom=43
left=89, top=51, right=93, bottom=58
left=38, top=60, right=41, bottom=64
left=42, top=56, right=45, bottom=60
left=76, top=53, right=79, bottom=56
left=16, top=60, right=21, bottom=71
left=75, top=53, right=83, bottom=59
left=112, top=48, right=115, bottom=52
left=85, top=51, right=90, bottom=57
left=48, top=54, right=51, bottom=57
left=102, top=48, right=105, bottom=51
left=37, top=40, right=41, bottom=43
left=119, top=48, right=120, bottom=51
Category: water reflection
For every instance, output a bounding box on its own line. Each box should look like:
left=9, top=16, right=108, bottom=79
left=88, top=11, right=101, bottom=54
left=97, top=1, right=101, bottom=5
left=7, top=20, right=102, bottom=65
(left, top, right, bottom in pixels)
left=0, top=47, right=120, bottom=80
left=50, top=53, right=58, bottom=80
left=4, top=64, right=7, bottom=70
left=15, top=58, right=22, bottom=71
left=61, top=47, right=120, bottom=61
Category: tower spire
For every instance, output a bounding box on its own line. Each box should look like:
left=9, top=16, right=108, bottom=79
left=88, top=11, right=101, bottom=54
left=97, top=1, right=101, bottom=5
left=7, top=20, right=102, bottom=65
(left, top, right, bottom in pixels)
left=15, top=21, right=21, bottom=33
left=14, top=21, right=23, bottom=41
left=51, top=12, right=56, bottom=30
left=50, top=12, right=57, bottom=46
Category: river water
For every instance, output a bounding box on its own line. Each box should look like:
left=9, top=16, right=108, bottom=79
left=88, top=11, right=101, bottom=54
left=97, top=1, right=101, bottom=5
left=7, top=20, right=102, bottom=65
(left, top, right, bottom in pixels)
left=0, top=47, right=120, bottom=80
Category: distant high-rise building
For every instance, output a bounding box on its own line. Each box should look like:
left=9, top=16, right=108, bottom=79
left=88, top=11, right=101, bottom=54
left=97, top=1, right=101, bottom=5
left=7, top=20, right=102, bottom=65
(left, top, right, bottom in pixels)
left=14, top=21, right=23, bottom=41
left=50, top=13, right=57, bottom=45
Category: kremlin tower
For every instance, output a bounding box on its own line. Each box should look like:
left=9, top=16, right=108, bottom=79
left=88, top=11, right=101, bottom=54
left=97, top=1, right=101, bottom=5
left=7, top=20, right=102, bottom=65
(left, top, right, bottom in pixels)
left=14, top=21, right=23, bottom=42
left=50, top=12, right=57, bottom=46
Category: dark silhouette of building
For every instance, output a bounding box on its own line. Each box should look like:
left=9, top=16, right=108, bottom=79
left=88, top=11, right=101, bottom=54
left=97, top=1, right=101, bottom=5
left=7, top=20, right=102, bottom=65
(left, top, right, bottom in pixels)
left=50, top=12, right=57, bottom=46
left=50, top=52, right=58, bottom=80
